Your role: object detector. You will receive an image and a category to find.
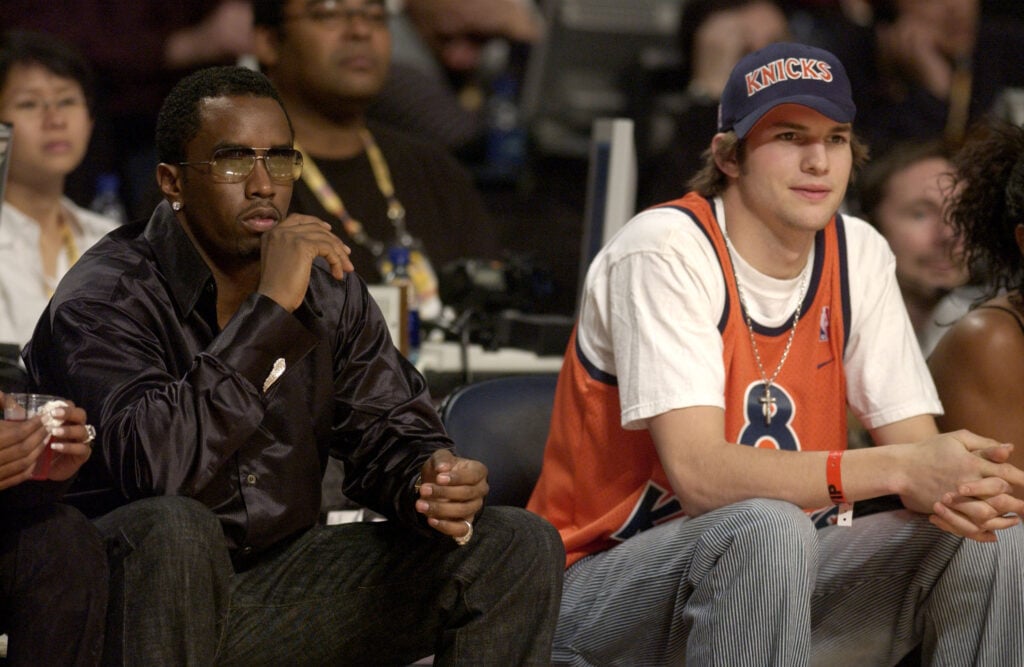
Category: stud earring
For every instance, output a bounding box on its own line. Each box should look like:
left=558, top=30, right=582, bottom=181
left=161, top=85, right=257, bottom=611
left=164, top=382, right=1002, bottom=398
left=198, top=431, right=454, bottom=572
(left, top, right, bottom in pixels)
left=172, top=201, right=182, bottom=211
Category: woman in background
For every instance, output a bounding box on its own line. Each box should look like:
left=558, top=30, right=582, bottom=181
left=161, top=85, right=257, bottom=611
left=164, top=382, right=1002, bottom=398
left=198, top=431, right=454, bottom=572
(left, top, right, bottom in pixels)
left=0, top=30, right=119, bottom=350
left=854, top=139, right=970, bottom=356
left=928, top=121, right=1024, bottom=469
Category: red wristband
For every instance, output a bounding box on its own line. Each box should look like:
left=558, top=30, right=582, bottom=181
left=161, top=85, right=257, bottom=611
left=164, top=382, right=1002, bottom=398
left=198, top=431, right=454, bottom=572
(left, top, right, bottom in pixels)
left=827, top=450, right=847, bottom=504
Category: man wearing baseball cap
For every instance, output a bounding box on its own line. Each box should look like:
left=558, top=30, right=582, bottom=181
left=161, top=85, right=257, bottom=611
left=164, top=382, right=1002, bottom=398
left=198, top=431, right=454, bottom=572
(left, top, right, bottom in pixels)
left=528, top=42, right=1024, bottom=664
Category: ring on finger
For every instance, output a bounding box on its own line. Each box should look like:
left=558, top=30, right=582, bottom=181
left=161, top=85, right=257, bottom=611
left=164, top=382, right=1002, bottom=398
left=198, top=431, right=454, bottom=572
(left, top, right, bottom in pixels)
left=84, top=424, right=96, bottom=446
left=453, top=520, right=473, bottom=547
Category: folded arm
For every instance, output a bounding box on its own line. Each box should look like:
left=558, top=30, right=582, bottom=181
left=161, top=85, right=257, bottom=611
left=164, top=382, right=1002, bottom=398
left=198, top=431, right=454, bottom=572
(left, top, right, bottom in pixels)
left=651, top=409, right=1024, bottom=541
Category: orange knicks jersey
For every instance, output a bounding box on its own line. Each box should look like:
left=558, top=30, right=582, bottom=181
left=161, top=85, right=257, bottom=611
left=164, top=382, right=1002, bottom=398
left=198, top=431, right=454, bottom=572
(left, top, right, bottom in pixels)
left=527, top=193, right=851, bottom=567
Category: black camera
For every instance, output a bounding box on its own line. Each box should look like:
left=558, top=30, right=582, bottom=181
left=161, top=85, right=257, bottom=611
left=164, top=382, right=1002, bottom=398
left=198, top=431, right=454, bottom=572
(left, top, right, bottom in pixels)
left=437, top=257, right=572, bottom=355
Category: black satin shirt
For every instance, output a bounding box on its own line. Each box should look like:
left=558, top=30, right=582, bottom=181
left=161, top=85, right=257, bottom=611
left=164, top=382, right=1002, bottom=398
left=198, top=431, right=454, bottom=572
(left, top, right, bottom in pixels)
left=24, top=201, right=452, bottom=557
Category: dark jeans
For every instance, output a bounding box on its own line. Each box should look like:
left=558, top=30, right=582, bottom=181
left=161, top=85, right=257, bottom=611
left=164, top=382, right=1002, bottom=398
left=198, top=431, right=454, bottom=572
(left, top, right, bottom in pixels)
left=0, top=503, right=108, bottom=666
left=95, top=496, right=564, bottom=666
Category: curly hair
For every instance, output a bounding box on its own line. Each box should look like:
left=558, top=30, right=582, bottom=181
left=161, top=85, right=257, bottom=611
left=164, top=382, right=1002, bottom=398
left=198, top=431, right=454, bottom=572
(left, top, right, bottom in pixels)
left=947, top=121, right=1024, bottom=298
left=155, top=65, right=292, bottom=165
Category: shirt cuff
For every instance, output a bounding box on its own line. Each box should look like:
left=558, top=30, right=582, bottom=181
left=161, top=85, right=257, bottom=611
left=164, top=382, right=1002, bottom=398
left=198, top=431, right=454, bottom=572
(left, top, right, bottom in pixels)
left=208, top=294, right=319, bottom=394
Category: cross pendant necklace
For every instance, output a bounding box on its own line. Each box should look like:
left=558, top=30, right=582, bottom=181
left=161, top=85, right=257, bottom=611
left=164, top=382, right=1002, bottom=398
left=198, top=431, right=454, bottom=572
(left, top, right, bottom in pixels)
left=760, top=387, right=777, bottom=425
left=723, top=230, right=810, bottom=427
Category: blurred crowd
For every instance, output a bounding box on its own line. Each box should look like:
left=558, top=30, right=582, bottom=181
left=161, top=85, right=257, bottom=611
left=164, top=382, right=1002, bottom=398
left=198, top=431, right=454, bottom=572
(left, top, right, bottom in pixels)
left=1, top=0, right=1023, bottom=319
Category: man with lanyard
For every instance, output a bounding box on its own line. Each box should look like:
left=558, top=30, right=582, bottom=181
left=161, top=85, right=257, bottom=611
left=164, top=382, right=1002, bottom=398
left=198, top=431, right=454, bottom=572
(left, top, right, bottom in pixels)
left=251, top=0, right=500, bottom=320
left=527, top=42, right=1024, bottom=665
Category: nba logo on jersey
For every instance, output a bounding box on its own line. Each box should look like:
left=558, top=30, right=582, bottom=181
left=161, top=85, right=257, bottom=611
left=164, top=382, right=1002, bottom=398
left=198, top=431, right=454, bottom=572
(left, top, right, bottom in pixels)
left=819, top=306, right=830, bottom=342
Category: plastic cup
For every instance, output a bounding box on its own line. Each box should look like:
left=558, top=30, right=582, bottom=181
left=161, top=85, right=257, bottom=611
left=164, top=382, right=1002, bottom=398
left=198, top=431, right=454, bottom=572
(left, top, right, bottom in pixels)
left=3, top=393, right=67, bottom=480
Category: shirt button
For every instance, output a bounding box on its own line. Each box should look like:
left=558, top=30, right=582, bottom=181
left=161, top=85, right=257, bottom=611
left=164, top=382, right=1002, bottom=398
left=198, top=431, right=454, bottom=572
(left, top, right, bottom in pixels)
left=245, top=473, right=258, bottom=486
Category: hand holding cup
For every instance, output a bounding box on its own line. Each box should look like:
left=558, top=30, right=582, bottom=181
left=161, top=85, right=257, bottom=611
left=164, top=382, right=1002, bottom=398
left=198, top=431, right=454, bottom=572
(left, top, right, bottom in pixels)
left=2, top=392, right=93, bottom=482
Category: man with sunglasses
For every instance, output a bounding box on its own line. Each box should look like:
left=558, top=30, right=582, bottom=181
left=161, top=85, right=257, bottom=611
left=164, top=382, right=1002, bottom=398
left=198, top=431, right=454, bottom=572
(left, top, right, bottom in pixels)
left=23, top=65, right=563, bottom=665
left=252, top=0, right=499, bottom=316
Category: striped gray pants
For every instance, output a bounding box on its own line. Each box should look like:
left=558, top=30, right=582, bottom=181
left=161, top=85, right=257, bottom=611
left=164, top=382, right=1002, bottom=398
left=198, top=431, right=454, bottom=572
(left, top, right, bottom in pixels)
left=553, top=498, right=1023, bottom=666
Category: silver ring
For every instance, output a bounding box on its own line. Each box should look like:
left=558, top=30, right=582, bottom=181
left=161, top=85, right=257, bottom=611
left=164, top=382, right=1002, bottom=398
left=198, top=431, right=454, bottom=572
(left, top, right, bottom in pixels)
left=453, top=520, right=473, bottom=547
left=84, top=424, right=96, bottom=445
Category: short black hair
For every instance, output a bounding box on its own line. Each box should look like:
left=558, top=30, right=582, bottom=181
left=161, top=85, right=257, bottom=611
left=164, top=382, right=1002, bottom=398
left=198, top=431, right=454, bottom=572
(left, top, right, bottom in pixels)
left=155, top=66, right=292, bottom=165
left=0, top=29, right=96, bottom=116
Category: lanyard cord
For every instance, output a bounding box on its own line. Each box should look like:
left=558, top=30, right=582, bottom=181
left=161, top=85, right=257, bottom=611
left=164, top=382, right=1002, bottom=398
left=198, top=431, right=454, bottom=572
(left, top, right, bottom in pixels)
left=294, top=129, right=442, bottom=316
left=46, top=212, right=79, bottom=297
left=60, top=216, right=79, bottom=266
left=295, top=128, right=409, bottom=258
left=944, top=56, right=973, bottom=145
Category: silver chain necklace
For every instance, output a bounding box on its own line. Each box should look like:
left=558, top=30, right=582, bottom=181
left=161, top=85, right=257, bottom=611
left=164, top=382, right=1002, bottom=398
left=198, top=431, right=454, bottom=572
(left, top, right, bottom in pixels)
left=722, top=231, right=810, bottom=426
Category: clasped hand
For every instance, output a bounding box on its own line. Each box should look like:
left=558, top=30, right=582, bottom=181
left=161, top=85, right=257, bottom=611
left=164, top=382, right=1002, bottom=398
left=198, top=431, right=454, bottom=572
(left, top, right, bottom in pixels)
left=415, top=449, right=489, bottom=539
left=904, top=430, right=1024, bottom=542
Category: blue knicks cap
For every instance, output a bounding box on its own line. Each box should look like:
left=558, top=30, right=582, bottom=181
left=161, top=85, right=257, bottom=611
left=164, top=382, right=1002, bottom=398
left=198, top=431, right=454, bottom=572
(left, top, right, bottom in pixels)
left=718, top=42, right=856, bottom=138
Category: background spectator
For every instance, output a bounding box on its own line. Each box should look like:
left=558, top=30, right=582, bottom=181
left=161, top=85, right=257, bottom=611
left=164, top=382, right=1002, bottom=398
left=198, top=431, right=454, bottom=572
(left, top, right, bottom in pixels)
left=827, top=0, right=1024, bottom=159
left=853, top=139, right=972, bottom=355
left=369, top=0, right=542, bottom=165
left=0, top=1, right=256, bottom=219
left=252, top=0, right=500, bottom=319
left=0, top=30, right=119, bottom=350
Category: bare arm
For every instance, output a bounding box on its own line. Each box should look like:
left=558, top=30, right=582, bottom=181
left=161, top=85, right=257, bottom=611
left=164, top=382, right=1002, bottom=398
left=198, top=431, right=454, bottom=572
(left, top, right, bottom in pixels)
left=875, top=15, right=954, bottom=100
left=929, top=307, right=1024, bottom=470
left=869, top=413, right=939, bottom=445
left=164, top=0, right=255, bottom=69
left=650, top=406, right=902, bottom=516
left=649, top=407, right=1024, bottom=540
left=404, top=0, right=542, bottom=44
left=926, top=306, right=1024, bottom=538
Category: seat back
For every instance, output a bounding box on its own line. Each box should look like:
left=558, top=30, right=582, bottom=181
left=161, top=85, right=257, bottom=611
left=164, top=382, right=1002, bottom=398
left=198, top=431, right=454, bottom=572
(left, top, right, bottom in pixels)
left=439, top=374, right=559, bottom=507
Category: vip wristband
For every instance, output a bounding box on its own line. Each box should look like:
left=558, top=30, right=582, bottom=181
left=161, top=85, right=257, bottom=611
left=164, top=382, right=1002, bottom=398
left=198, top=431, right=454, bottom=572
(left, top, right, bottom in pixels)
left=827, top=450, right=847, bottom=503
left=827, top=450, right=854, bottom=527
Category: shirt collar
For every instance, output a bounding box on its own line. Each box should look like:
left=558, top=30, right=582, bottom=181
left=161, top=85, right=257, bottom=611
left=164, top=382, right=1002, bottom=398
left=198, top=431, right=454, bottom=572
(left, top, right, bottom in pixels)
left=144, top=200, right=214, bottom=317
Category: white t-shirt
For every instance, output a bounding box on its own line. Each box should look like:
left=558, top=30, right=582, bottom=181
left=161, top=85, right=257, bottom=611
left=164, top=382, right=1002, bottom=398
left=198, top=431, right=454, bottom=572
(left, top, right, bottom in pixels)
left=0, top=198, right=119, bottom=348
left=918, top=285, right=985, bottom=357
left=577, top=197, right=941, bottom=432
